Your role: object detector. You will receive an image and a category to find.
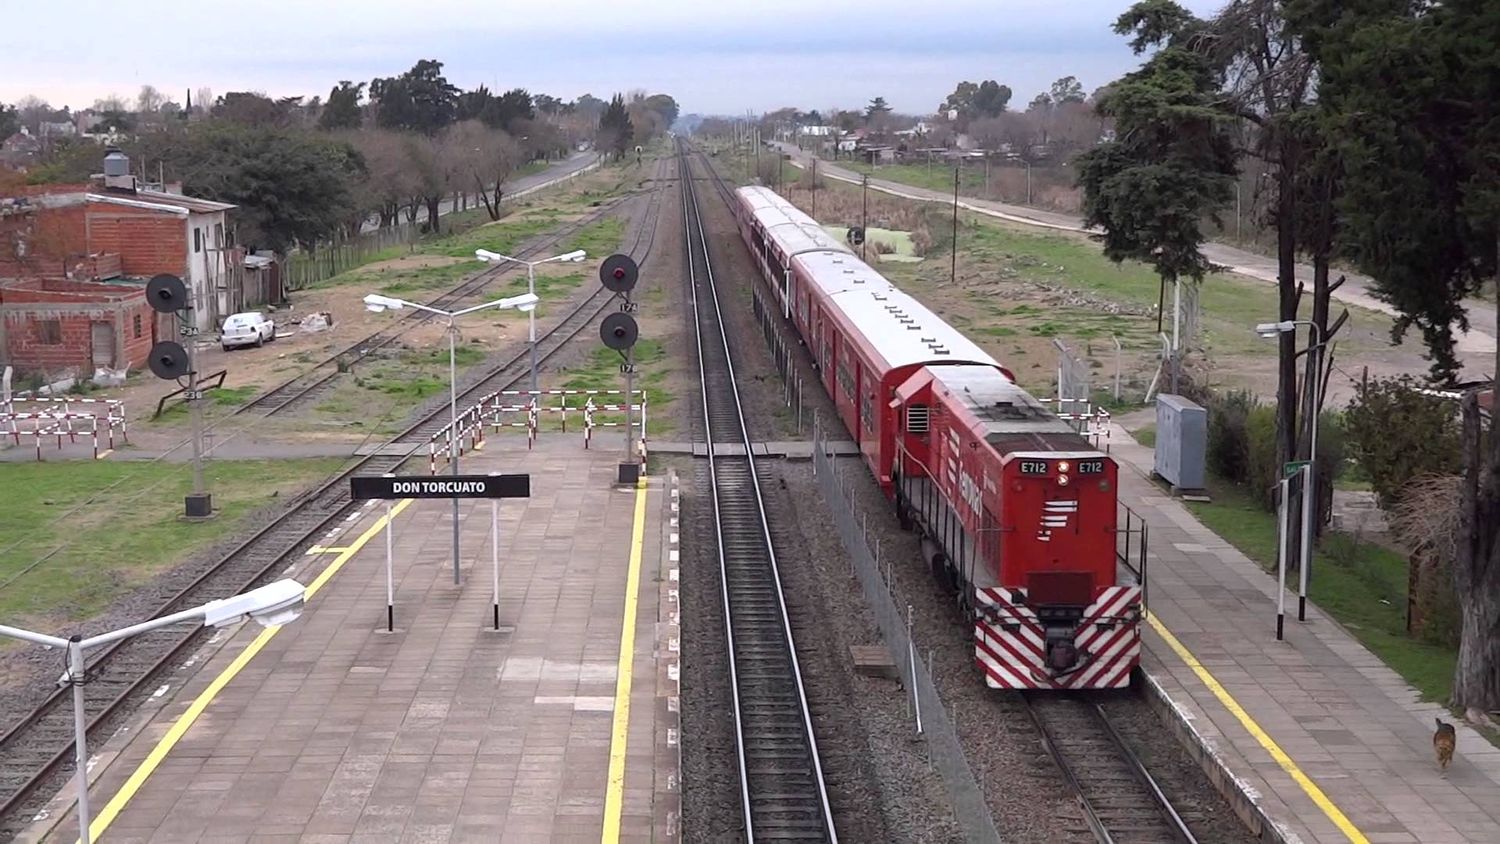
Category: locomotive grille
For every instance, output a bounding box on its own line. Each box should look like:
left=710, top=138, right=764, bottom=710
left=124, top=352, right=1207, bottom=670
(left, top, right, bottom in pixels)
left=906, top=404, right=930, bottom=434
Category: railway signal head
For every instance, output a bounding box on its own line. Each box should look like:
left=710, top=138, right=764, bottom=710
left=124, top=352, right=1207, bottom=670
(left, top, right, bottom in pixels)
left=147, top=341, right=190, bottom=380
left=600, top=312, right=639, bottom=350
left=600, top=253, right=639, bottom=293
left=146, top=274, right=189, bottom=313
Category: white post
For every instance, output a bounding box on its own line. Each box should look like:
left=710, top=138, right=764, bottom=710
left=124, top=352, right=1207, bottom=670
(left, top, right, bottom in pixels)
left=69, top=637, right=92, bottom=844
left=527, top=262, right=538, bottom=394
left=491, top=498, right=501, bottom=630
left=449, top=322, right=461, bottom=585
left=385, top=500, right=395, bottom=632
left=907, top=605, right=922, bottom=735
left=1277, top=474, right=1290, bottom=641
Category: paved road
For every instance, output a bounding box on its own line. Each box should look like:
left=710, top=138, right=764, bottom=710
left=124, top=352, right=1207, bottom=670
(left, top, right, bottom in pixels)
left=359, top=151, right=602, bottom=233
left=774, top=142, right=1497, bottom=373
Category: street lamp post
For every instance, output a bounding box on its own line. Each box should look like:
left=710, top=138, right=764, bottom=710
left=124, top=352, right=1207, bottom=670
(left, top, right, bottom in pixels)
left=473, top=249, right=588, bottom=394
left=364, top=291, right=540, bottom=585
left=0, top=579, right=308, bottom=844
left=1257, top=319, right=1326, bottom=622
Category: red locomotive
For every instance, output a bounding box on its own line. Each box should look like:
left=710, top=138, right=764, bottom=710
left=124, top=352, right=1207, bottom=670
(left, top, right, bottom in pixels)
left=734, top=185, right=1142, bottom=690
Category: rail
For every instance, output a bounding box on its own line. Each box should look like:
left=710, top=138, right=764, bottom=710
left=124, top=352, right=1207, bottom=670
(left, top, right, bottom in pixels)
left=1023, top=694, right=1198, bottom=844
left=680, top=139, right=837, bottom=841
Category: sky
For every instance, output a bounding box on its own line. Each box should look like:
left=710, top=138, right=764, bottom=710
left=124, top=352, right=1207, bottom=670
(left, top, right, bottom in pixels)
left=0, top=0, right=1224, bottom=116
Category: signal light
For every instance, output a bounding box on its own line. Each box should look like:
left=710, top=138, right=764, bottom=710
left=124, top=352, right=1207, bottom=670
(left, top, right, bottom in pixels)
left=613, top=267, right=626, bottom=279
left=1057, top=474, right=1071, bottom=487
left=1058, top=461, right=1071, bottom=473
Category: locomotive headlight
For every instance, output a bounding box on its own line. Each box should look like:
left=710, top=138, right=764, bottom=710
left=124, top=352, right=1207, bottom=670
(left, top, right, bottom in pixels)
left=1058, top=461, right=1070, bottom=473
left=1099, top=479, right=1112, bottom=492
left=1057, top=474, right=1071, bottom=487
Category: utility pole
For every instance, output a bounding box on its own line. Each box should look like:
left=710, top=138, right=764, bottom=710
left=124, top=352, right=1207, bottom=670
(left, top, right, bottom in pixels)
left=811, top=158, right=818, bottom=219
left=861, top=173, right=869, bottom=262
left=951, top=166, right=960, bottom=287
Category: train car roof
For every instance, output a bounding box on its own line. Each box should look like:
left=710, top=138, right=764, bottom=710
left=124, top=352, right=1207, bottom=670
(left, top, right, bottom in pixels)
left=930, top=365, right=1094, bottom=453
left=739, top=187, right=997, bottom=372
left=797, top=251, right=997, bottom=370
left=738, top=185, right=851, bottom=258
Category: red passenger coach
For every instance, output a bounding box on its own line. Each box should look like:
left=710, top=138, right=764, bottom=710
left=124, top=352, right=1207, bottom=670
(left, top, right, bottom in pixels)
left=733, top=185, right=1142, bottom=691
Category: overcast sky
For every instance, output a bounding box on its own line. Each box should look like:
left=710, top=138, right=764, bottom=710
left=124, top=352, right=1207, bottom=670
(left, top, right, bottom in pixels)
left=0, top=0, right=1224, bottom=115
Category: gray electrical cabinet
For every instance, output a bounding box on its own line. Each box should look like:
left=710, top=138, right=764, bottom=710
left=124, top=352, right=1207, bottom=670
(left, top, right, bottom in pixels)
left=1153, top=395, right=1207, bottom=492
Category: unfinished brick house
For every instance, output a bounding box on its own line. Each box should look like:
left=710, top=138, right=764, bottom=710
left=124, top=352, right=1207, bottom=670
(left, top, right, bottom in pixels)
left=0, top=150, right=243, bottom=377
left=0, top=278, right=155, bottom=372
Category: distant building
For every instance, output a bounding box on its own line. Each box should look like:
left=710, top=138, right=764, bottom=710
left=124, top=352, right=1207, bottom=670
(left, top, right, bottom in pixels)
left=0, top=278, right=155, bottom=373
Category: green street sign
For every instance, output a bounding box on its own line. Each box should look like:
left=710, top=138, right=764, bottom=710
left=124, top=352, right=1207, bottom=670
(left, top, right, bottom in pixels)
left=1283, top=460, right=1311, bottom=478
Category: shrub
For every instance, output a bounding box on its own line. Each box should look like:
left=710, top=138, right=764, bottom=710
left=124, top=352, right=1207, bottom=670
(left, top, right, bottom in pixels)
left=1344, top=375, right=1461, bottom=508
left=1245, top=403, right=1281, bottom=509
left=1206, top=389, right=1258, bottom=485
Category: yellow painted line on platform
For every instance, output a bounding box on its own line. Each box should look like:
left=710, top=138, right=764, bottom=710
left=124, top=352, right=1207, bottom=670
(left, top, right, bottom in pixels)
left=1146, top=611, right=1370, bottom=844
left=601, top=478, right=650, bottom=844
left=84, top=498, right=413, bottom=842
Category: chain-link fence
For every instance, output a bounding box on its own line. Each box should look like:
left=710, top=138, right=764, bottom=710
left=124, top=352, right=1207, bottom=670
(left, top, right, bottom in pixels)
left=812, top=423, right=1002, bottom=844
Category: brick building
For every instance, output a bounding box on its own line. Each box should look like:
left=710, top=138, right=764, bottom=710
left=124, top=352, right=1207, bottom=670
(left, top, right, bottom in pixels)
left=0, top=278, right=155, bottom=372
left=0, top=149, right=249, bottom=377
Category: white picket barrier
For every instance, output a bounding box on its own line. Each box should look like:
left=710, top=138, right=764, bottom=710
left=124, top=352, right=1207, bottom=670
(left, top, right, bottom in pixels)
left=1, top=396, right=127, bottom=461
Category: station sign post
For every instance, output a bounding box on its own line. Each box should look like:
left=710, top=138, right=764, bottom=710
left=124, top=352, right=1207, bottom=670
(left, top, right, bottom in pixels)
left=351, top=473, right=531, bottom=631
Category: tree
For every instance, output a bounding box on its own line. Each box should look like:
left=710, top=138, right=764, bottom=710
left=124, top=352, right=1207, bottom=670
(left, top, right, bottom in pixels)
left=972, top=80, right=1012, bottom=119
left=1289, top=0, right=1500, bottom=711
left=534, top=94, right=563, bottom=115
left=1049, top=75, right=1086, bottom=104
left=136, top=84, right=166, bottom=114
left=1344, top=376, right=1463, bottom=508
left=213, top=92, right=292, bottom=127
left=17, top=95, right=57, bottom=133
left=597, top=94, right=634, bottom=159
left=447, top=121, right=522, bottom=220
left=370, top=60, right=458, bottom=135
left=138, top=124, right=365, bottom=251
left=1075, top=8, right=1238, bottom=391
left=320, top=81, right=364, bottom=130
left=0, top=103, right=18, bottom=140
left=345, top=129, right=419, bottom=227
left=644, top=94, right=680, bottom=130
left=865, top=96, right=892, bottom=120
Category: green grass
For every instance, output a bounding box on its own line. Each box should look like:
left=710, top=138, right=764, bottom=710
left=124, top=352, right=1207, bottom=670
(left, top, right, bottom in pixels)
left=425, top=212, right=566, bottom=259
left=0, top=458, right=347, bottom=628
left=555, top=339, right=676, bottom=436
left=1185, top=479, right=1455, bottom=702
left=844, top=160, right=990, bottom=196
left=1132, top=423, right=1157, bottom=447
left=211, top=385, right=261, bottom=406
left=563, top=218, right=626, bottom=257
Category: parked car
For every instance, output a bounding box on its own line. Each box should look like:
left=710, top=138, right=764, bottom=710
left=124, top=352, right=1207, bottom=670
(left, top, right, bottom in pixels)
left=221, top=312, right=276, bottom=350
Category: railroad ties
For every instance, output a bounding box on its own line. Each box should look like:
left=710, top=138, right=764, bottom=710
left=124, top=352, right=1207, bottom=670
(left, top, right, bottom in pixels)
left=679, top=140, right=837, bottom=841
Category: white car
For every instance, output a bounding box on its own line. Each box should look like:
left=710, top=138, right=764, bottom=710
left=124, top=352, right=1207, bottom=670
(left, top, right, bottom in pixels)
left=221, top=312, right=276, bottom=350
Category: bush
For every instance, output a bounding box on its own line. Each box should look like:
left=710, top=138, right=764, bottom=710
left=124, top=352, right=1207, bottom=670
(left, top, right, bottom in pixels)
left=1345, top=375, right=1461, bottom=508
left=1245, top=403, right=1281, bottom=509
left=1206, top=389, right=1258, bottom=485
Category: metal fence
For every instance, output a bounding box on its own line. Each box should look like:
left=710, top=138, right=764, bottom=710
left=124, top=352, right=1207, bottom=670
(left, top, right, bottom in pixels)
left=811, top=423, right=1003, bottom=844
left=1053, top=337, right=1091, bottom=407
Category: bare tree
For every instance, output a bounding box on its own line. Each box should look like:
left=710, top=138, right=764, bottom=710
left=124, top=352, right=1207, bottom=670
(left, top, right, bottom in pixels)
left=136, top=84, right=166, bottom=114
left=446, top=120, right=521, bottom=221
left=347, top=129, right=420, bottom=227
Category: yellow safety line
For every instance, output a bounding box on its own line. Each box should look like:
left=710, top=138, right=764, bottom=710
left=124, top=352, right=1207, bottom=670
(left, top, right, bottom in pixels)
left=84, top=498, right=413, bottom=842
left=601, top=478, right=650, bottom=843
left=1146, top=612, right=1370, bottom=844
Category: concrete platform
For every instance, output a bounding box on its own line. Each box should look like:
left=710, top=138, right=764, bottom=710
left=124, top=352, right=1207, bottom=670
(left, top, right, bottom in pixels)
left=23, top=439, right=679, bottom=843
left=1110, top=426, right=1500, bottom=844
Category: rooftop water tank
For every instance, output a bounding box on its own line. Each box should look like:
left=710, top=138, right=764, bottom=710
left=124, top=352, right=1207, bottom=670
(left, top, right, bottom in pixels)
left=102, top=149, right=130, bottom=178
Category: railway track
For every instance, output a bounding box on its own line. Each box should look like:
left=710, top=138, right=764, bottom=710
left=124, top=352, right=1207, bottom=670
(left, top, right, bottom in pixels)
left=1023, top=693, right=1198, bottom=844
left=0, top=156, right=671, bottom=840
left=679, top=141, right=837, bottom=841
left=237, top=196, right=630, bottom=418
